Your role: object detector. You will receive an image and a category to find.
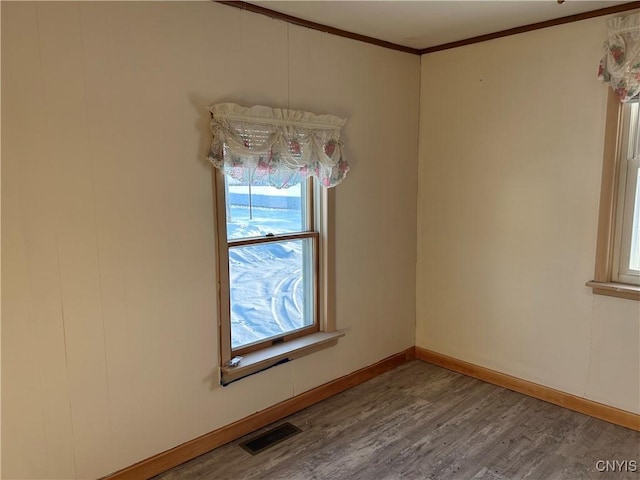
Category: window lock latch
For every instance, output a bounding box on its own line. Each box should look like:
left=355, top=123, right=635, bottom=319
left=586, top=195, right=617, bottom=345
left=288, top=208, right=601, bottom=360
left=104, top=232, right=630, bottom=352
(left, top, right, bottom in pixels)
left=226, top=356, right=243, bottom=368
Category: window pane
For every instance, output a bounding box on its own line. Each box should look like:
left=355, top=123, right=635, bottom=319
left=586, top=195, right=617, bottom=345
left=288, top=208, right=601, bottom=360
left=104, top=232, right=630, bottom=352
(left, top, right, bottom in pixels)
left=225, top=176, right=306, bottom=240
left=229, top=238, right=314, bottom=350
left=630, top=102, right=639, bottom=159
left=630, top=168, right=640, bottom=271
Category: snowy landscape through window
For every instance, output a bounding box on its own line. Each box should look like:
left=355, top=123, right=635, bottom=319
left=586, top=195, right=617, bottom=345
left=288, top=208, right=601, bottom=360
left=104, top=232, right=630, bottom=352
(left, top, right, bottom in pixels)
left=225, top=177, right=315, bottom=349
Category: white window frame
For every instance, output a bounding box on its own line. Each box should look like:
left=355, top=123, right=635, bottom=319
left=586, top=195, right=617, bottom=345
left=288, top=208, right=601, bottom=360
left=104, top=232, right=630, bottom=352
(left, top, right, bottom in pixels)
left=213, top=169, right=340, bottom=384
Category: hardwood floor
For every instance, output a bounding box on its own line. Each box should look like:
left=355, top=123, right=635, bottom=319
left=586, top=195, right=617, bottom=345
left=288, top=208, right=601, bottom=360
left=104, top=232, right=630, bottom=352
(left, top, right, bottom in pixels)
left=155, top=360, right=640, bottom=480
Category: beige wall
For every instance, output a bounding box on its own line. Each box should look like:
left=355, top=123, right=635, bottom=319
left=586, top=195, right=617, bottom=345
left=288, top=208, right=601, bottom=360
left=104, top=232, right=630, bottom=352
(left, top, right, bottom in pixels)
left=417, top=18, right=639, bottom=414
left=1, top=2, right=419, bottom=478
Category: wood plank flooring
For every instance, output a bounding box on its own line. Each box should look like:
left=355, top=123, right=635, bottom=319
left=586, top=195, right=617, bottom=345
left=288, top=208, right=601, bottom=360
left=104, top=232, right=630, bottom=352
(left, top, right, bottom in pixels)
left=155, top=360, right=640, bottom=480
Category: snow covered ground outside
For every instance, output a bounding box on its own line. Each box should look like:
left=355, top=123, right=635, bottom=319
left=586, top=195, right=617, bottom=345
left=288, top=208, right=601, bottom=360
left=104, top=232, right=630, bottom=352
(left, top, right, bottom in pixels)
left=227, top=183, right=312, bottom=349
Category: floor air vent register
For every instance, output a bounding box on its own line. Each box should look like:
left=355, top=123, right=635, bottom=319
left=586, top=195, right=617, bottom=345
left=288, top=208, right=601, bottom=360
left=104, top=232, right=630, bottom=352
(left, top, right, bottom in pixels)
left=240, top=422, right=302, bottom=455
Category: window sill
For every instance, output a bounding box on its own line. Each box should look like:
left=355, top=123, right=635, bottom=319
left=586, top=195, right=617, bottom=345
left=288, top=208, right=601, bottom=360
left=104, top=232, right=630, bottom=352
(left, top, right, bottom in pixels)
left=220, top=331, right=345, bottom=386
left=586, top=281, right=640, bottom=301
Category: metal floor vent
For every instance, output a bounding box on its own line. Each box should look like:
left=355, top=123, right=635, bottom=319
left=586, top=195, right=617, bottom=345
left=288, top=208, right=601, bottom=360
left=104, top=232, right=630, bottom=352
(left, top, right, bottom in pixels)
left=240, top=422, right=302, bottom=455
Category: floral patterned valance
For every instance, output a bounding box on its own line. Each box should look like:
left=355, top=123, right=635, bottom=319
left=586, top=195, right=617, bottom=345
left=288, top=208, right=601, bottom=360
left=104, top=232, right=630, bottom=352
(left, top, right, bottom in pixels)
left=207, top=103, right=348, bottom=188
left=598, top=12, right=640, bottom=102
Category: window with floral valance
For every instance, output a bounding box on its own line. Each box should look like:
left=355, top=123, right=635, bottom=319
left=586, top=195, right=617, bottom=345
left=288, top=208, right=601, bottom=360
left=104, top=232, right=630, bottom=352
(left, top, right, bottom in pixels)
left=208, top=103, right=347, bottom=382
left=599, top=11, right=640, bottom=102
left=589, top=11, right=640, bottom=301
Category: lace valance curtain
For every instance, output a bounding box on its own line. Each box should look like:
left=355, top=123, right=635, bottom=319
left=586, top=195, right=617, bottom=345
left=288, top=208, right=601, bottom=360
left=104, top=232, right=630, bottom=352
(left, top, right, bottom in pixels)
left=208, top=103, right=349, bottom=188
left=598, top=12, right=640, bottom=102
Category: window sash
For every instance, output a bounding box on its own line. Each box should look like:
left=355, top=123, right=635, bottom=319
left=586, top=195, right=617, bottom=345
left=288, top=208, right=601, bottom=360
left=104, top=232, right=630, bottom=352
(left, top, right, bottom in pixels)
left=229, top=233, right=319, bottom=356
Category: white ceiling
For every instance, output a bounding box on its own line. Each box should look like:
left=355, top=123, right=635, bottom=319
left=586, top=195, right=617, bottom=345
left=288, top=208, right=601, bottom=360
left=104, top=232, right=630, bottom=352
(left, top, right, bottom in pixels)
left=250, top=1, right=630, bottom=50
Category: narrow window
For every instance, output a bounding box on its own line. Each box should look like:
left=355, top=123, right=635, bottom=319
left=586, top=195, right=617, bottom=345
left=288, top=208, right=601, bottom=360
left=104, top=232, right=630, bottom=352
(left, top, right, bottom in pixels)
left=612, top=99, right=640, bottom=285
left=219, top=175, right=319, bottom=356
left=588, top=92, right=640, bottom=300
